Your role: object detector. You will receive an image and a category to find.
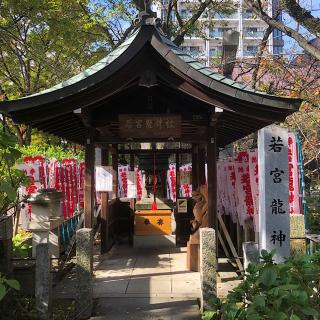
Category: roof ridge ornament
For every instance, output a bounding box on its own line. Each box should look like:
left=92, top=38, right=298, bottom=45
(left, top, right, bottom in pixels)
left=136, top=0, right=162, bottom=27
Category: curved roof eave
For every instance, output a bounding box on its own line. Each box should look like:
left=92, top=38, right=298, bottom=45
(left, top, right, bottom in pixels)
left=149, top=31, right=302, bottom=111
left=0, top=24, right=302, bottom=117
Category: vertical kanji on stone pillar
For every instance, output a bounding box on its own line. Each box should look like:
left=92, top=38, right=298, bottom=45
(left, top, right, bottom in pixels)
left=200, top=228, right=217, bottom=312
left=76, top=228, right=93, bottom=319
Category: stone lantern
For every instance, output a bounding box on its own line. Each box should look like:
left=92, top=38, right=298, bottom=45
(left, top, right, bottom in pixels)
left=28, top=189, right=64, bottom=258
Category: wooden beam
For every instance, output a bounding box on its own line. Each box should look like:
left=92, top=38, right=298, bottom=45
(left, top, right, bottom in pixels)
left=192, top=144, right=199, bottom=191
left=112, top=144, right=118, bottom=199
left=176, top=153, right=180, bottom=200
left=206, top=126, right=217, bottom=229
left=100, top=147, right=109, bottom=254
left=84, top=137, right=95, bottom=228
left=117, top=148, right=192, bottom=154
left=198, top=145, right=206, bottom=186
left=100, top=192, right=109, bottom=254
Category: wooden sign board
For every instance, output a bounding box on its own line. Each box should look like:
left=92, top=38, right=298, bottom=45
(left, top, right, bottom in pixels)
left=95, top=166, right=113, bottom=192
left=119, top=114, right=181, bottom=139
left=177, top=198, right=188, bottom=213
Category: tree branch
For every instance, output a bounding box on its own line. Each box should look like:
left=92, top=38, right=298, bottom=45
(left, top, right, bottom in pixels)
left=244, top=0, right=320, bottom=60
left=283, top=0, right=320, bottom=38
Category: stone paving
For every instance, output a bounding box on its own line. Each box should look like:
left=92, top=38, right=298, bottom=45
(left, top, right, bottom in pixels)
left=54, top=244, right=241, bottom=319
left=90, top=245, right=201, bottom=319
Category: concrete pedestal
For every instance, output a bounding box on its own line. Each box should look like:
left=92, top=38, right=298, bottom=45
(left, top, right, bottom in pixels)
left=243, top=242, right=259, bottom=271
left=187, top=241, right=199, bottom=271
left=35, top=243, right=52, bottom=320
left=29, top=217, right=64, bottom=258
left=200, top=228, right=217, bottom=312
left=76, top=228, right=93, bottom=319
left=28, top=190, right=64, bottom=258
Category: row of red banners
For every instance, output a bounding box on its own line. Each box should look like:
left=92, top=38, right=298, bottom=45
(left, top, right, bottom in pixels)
left=217, top=132, right=303, bottom=230
left=17, top=157, right=85, bottom=228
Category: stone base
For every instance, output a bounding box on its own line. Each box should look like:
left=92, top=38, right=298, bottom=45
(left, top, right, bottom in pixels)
left=187, top=242, right=199, bottom=271
left=290, top=239, right=307, bottom=255
left=133, top=235, right=176, bottom=248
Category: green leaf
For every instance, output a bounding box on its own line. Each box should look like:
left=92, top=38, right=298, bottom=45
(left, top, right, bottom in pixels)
left=301, top=307, right=319, bottom=317
left=202, top=311, right=215, bottom=320
left=277, top=284, right=300, bottom=290
left=273, top=312, right=288, bottom=320
left=259, top=267, right=277, bottom=286
left=252, top=295, right=265, bottom=307
left=0, top=283, right=6, bottom=301
left=290, top=315, right=300, bottom=320
left=4, top=279, right=20, bottom=290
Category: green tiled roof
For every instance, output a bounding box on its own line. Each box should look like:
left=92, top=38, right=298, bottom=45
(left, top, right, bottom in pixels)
left=23, top=28, right=140, bottom=98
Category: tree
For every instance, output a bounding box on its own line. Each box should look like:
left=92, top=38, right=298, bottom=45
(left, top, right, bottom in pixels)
left=0, top=0, right=235, bottom=146
left=0, top=0, right=112, bottom=145
left=244, top=0, right=320, bottom=60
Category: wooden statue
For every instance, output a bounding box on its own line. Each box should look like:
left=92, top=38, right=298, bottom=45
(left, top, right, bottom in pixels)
left=187, top=185, right=208, bottom=271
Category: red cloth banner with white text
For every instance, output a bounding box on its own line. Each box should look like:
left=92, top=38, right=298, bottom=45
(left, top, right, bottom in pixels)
left=217, top=133, right=303, bottom=231
left=17, top=156, right=85, bottom=229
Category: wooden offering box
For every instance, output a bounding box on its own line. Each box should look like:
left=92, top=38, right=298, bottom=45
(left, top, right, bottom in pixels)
left=135, top=210, right=172, bottom=235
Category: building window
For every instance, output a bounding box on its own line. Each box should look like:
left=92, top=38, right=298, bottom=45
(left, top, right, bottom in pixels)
left=245, top=45, right=258, bottom=56
left=243, top=9, right=254, bottom=19
left=273, top=28, right=282, bottom=40
left=209, top=27, right=233, bottom=38
left=273, top=46, right=283, bottom=55
left=209, top=47, right=222, bottom=57
left=245, top=27, right=263, bottom=38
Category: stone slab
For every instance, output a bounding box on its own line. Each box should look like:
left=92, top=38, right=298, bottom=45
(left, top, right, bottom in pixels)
left=199, top=228, right=217, bottom=311
left=76, top=228, right=93, bottom=319
left=243, top=242, right=259, bottom=271
left=133, top=235, right=176, bottom=248
left=35, top=243, right=52, bottom=320
left=90, top=297, right=201, bottom=320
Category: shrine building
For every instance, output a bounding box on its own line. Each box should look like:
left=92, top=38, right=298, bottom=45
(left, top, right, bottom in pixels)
left=0, top=10, right=301, bottom=267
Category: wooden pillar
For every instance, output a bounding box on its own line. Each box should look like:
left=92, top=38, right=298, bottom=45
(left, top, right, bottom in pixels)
left=112, top=144, right=118, bottom=199
left=192, top=144, right=199, bottom=191
left=198, top=145, right=206, bottom=186
left=176, top=153, right=180, bottom=200
left=84, top=139, right=95, bottom=228
left=206, top=127, right=217, bottom=229
left=101, top=147, right=109, bottom=254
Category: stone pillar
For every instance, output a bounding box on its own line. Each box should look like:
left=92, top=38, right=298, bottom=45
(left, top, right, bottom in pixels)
left=35, top=243, right=52, bottom=320
left=0, top=215, right=13, bottom=274
left=76, top=228, right=93, bottom=319
left=200, top=228, right=217, bottom=312
left=243, top=242, right=259, bottom=271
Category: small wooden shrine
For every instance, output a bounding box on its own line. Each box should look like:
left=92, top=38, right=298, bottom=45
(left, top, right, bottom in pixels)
left=0, top=9, right=301, bottom=256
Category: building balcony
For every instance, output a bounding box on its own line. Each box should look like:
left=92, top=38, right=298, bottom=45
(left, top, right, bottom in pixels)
left=244, top=31, right=264, bottom=38
left=209, top=31, right=224, bottom=38
left=211, top=12, right=239, bottom=20
left=243, top=50, right=258, bottom=57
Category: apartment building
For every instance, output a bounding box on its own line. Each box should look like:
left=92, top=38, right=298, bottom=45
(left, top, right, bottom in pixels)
left=155, top=0, right=284, bottom=65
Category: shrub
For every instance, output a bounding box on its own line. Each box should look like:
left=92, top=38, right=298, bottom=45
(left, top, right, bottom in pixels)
left=203, top=250, right=320, bottom=320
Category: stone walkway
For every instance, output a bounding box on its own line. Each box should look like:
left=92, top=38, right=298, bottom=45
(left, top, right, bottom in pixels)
left=54, top=245, right=242, bottom=319
left=90, top=245, right=201, bottom=319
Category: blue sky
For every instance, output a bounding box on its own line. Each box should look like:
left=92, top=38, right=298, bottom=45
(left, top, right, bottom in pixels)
left=283, top=0, right=320, bottom=54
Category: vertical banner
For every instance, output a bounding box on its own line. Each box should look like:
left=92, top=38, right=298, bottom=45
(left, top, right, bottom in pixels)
left=288, top=133, right=302, bottom=215
left=249, top=150, right=259, bottom=231
left=258, top=125, right=290, bottom=263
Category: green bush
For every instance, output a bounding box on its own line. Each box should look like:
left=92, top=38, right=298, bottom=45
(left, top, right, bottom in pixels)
left=203, top=250, right=320, bottom=320
left=0, top=128, right=28, bottom=216
left=12, top=231, right=32, bottom=258
left=0, top=273, right=20, bottom=301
